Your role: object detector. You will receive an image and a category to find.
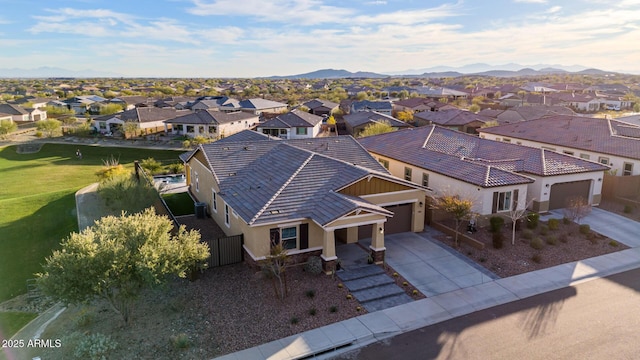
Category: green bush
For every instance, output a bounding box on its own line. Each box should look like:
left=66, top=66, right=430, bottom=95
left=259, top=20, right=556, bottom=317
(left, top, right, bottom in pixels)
left=579, top=224, right=591, bottom=235
left=530, top=237, right=544, bottom=250
left=167, top=162, right=184, bottom=174
left=547, top=218, right=560, bottom=230
left=562, top=217, right=571, bottom=225
left=170, top=333, right=191, bottom=349
left=305, top=289, right=316, bottom=299
left=539, top=225, right=549, bottom=236
left=546, top=235, right=557, bottom=245
left=522, top=229, right=534, bottom=240
left=290, top=316, right=299, bottom=324
left=308, top=308, right=317, bottom=316
left=140, top=157, right=163, bottom=175
left=304, top=256, right=323, bottom=275
left=74, top=333, right=118, bottom=360
left=489, top=216, right=505, bottom=233
left=526, top=213, right=540, bottom=229
left=492, top=231, right=504, bottom=249
left=609, top=240, right=619, bottom=247
left=329, top=305, right=338, bottom=313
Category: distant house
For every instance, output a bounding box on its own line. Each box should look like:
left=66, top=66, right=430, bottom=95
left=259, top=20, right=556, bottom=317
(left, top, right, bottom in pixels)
left=256, top=109, right=323, bottom=139
left=164, top=110, right=259, bottom=138
left=0, top=103, right=47, bottom=122
left=303, top=99, right=339, bottom=116
left=190, top=96, right=241, bottom=112
left=413, top=87, right=468, bottom=99
left=154, top=96, right=196, bottom=109
left=184, top=130, right=428, bottom=270
left=350, top=100, right=393, bottom=116
left=110, top=96, right=153, bottom=110
left=478, top=105, right=576, bottom=124
left=343, top=111, right=411, bottom=137
left=238, top=98, right=288, bottom=115
left=93, top=107, right=187, bottom=135
left=360, top=125, right=608, bottom=214
left=413, top=109, right=492, bottom=134
left=64, top=95, right=107, bottom=115
left=478, top=115, right=640, bottom=177
left=12, top=97, right=54, bottom=109
left=393, top=98, right=456, bottom=113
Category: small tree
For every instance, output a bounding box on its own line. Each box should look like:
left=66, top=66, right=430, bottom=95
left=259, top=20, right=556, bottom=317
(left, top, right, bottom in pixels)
left=358, top=120, right=395, bottom=138
left=36, top=119, right=62, bottom=138
left=0, top=120, right=17, bottom=139
left=481, top=120, right=499, bottom=128
left=395, top=110, right=414, bottom=122
left=468, top=104, right=481, bottom=113
left=508, top=197, right=535, bottom=245
left=37, top=208, right=210, bottom=324
left=122, top=121, right=139, bottom=139
left=326, top=115, right=336, bottom=132
left=260, top=242, right=290, bottom=300
left=564, top=196, right=592, bottom=223
left=432, top=194, right=474, bottom=247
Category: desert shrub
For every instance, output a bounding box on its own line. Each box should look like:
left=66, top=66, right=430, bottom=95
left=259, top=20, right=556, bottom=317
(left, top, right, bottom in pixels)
left=539, top=225, right=549, bottom=235
left=609, top=240, right=619, bottom=247
left=182, top=139, right=192, bottom=149
left=579, top=224, right=591, bottom=235
left=489, top=216, right=505, bottom=233
left=526, top=213, right=540, bottom=229
left=74, top=333, right=118, bottom=360
left=140, top=157, right=163, bottom=175
left=304, top=256, right=323, bottom=275
left=167, top=162, right=184, bottom=174
left=290, top=316, right=299, bottom=324
left=547, top=218, right=560, bottom=230
left=624, top=205, right=634, bottom=214
left=308, top=308, right=317, bottom=316
left=75, top=309, right=94, bottom=328
left=546, top=235, right=557, bottom=245
left=532, top=254, right=542, bottom=263
left=492, top=231, right=504, bottom=249
left=305, top=289, right=316, bottom=299
left=522, top=229, right=534, bottom=240
left=530, top=237, right=544, bottom=250
left=562, top=217, right=571, bottom=225
left=35, top=131, right=44, bottom=137
left=170, top=333, right=191, bottom=349
left=329, top=305, right=338, bottom=313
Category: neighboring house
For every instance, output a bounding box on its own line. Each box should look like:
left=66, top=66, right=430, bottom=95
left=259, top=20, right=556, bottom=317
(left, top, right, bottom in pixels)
left=164, top=110, right=259, bottom=138
left=478, top=105, right=576, bottom=124
left=413, top=87, right=468, bottom=99
left=154, top=96, right=196, bottom=109
left=65, top=95, right=107, bottom=115
left=0, top=112, right=13, bottom=122
left=0, top=103, right=47, bottom=122
left=184, top=130, right=428, bottom=271
left=93, top=107, right=187, bottom=134
left=359, top=125, right=608, bottom=214
left=256, top=109, right=323, bottom=139
left=343, top=111, right=411, bottom=137
left=110, top=96, right=153, bottom=110
left=413, top=109, right=492, bottom=134
left=238, top=98, right=288, bottom=115
left=393, top=98, right=457, bottom=113
left=350, top=100, right=393, bottom=116
left=190, top=96, right=241, bottom=112
left=479, top=115, right=640, bottom=177
left=303, top=99, right=339, bottom=116
left=12, top=97, right=54, bottom=109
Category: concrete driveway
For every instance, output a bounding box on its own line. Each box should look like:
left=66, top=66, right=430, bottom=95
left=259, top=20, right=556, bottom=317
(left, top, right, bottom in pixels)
left=360, top=229, right=498, bottom=297
left=544, top=207, right=640, bottom=248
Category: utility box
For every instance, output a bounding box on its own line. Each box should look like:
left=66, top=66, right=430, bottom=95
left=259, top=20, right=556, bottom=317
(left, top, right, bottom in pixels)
left=195, top=202, right=207, bottom=219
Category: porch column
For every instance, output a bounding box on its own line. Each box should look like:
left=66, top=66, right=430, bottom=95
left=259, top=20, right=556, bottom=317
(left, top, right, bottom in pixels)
left=321, top=229, right=337, bottom=274
left=369, top=222, right=386, bottom=264
left=412, top=201, right=425, bottom=232
left=345, top=227, right=358, bottom=244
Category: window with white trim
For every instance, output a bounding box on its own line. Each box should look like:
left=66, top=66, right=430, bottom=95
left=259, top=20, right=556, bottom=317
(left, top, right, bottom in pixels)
left=224, top=204, right=230, bottom=227
left=598, top=156, right=610, bottom=165
left=623, top=162, right=633, bottom=176
left=580, top=154, right=590, bottom=160
left=404, top=167, right=412, bottom=181
left=211, top=189, right=217, bottom=213
left=422, top=173, right=429, bottom=187
left=378, top=158, right=389, bottom=169
left=195, top=172, right=199, bottom=192
left=281, top=226, right=298, bottom=250
left=296, top=127, right=307, bottom=135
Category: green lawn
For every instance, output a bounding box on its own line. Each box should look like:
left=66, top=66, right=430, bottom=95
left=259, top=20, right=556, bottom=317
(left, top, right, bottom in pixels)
left=0, top=143, right=183, bottom=303
left=0, top=311, right=38, bottom=339
left=162, top=192, right=195, bottom=216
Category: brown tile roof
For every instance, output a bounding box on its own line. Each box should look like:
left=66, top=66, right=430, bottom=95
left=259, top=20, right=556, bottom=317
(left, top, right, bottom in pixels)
left=478, top=115, right=640, bottom=161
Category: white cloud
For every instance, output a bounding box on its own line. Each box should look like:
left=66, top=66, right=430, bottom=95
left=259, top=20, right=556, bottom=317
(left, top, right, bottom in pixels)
left=547, top=6, right=562, bottom=13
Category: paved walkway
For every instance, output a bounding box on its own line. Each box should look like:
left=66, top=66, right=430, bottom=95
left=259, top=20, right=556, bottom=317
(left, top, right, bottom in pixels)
left=214, top=213, right=640, bottom=360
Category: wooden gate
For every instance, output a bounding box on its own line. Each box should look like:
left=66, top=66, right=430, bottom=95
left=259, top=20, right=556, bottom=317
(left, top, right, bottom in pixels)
left=207, top=234, right=244, bottom=267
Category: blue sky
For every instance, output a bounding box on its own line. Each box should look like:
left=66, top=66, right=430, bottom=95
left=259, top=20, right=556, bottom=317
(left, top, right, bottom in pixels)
left=0, top=0, right=639, bottom=77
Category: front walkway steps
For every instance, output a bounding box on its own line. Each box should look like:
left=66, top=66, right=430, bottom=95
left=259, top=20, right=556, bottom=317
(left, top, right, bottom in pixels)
left=337, top=265, right=413, bottom=312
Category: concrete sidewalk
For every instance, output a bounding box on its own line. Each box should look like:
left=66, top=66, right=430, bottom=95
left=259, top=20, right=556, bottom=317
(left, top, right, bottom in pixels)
left=214, top=242, right=640, bottom=360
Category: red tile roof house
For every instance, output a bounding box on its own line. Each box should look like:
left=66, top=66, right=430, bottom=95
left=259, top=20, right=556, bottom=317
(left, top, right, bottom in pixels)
left=164, top=110, right=259, bottom=138
left=413, top=109, right=493, bottom=134
left=478, top=115, right=640, bottom=178
left=256, top=109, right=324, bottom=139
left=359, top=125, right=608, bottom=214
left=93, top=107, right=189, bottom=135
left=183, top=131, right=429, bottom=271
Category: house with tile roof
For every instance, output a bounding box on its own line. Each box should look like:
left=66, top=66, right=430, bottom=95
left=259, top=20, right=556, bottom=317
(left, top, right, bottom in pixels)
left=350, top=100, right=393, bottom=116
left=256, top=109, right=324, bottom=139
left=93, top=107, right=188, bottom=135
left=478, top=105, right=576, bottom=125
left=238, top=98, right=288, bottom=115
left=359, top=125, right=608, bottom=214
left=184, top=130, right=429, bottom=271
left=393, top=98, right=457, bottom=113
left=478, top=115, right=640, bottom=178
left=303, top=99, right=339, bottom=116
left=414, top=109, right=492, bottom=134
left=164, top=110, right=259, bottom=138
left=0, top=103, right=47, bottom=122
left=343, top=111, right=411, bottom=137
